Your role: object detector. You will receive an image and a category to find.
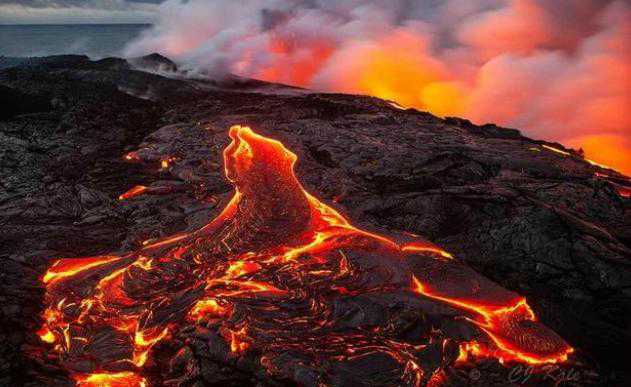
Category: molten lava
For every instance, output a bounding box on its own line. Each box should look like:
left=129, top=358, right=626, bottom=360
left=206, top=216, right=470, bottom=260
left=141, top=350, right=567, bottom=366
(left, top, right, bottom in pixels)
left=118, top=185, right=148, bottom=201
left=38, top=125, right=573, bottom=386
left=412, top=277, right=572, bottom=365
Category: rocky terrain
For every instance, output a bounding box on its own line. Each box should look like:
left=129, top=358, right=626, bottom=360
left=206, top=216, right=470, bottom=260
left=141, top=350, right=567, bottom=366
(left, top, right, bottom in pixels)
left=0, top=54, right=629, bottom=386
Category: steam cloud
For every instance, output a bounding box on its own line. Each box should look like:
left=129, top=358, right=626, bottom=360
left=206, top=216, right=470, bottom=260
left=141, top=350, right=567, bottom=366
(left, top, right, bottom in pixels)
left=124, top=0, right=631, bottom=174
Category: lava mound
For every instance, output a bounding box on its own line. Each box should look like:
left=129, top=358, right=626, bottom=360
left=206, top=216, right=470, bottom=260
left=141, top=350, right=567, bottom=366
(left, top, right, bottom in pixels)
left=38, top=126, right=573, bottom=386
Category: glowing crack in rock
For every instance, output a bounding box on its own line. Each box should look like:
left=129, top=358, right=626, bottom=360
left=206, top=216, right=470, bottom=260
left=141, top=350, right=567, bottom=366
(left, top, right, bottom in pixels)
left=39, top=125, right=573, bottom=386
left=118, top=185, right=148, bottom=201
left=537, top=144, right=626, bottom=176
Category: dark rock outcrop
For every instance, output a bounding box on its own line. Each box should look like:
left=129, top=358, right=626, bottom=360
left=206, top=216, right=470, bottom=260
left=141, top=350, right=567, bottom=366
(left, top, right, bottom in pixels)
left=0, top=56, right=629, bottom=386
left=129, top=53, right=179, bottom=73
left=0, top=84, right=52, bottom=120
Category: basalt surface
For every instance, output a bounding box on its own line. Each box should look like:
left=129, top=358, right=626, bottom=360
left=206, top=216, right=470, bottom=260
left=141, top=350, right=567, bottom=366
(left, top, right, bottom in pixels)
left=0, top=55, right=629, bottom=386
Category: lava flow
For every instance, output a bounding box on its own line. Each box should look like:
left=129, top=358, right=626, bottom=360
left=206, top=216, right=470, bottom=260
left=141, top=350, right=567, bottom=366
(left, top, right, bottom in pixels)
left=38, top=125, right=573, bottom=386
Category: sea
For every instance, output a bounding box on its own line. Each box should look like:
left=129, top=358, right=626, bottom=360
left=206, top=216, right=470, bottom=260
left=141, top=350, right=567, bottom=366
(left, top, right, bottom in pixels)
left=0, top=24, right=150, bottom=58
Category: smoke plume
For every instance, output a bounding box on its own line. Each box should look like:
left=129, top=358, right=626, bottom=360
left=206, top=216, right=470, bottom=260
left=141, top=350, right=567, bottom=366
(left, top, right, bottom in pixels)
left=124, top=0, right=631, bottom=174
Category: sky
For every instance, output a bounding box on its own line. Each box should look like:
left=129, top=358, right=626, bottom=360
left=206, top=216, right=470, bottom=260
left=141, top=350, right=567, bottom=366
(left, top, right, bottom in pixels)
left=0, top=0, right=162, bottom=24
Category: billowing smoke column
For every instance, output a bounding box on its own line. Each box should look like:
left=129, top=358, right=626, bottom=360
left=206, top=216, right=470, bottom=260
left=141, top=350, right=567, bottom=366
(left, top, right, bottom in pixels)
left=124, top=0, right=631, bottom=174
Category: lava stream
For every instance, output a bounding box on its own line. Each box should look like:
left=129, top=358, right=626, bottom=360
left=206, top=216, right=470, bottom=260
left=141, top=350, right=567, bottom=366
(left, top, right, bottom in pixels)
left=38, top=125, right=573, bottom=386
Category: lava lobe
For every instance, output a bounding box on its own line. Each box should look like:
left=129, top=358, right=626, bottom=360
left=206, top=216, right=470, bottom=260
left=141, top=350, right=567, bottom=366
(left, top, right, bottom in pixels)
left=38, top=125, right=573, bottom=386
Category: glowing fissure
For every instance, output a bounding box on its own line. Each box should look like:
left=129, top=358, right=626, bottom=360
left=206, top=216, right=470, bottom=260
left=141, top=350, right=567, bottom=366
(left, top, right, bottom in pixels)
left=532, top=145, right=631, bottom=183
left=119, top=185, right=148, bottom=201
left=541, top=145, right=571, bottom=156
left=74, top=371, right=147, bottom=387
left=42, top=256, right=121, bottom=284
left=39, top=126, right=572, bottom=386
left=412, top=277, right=573, bottom=365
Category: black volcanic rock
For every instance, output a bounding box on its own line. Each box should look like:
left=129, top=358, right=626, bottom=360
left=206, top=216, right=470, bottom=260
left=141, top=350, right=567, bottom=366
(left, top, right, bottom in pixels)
left=0, top=56, right=629, bottom=386
left=444, top=117, right=523, bottom=139
left=93, top=57, right=132, bottom=71
left=129, top=53, right=179, bottom=73
left=0, top=84, right=51, bottom=120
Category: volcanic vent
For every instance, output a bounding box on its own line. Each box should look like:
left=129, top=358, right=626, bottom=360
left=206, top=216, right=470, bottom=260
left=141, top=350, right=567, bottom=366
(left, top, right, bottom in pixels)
left=38, top=126, right=573, bottom=386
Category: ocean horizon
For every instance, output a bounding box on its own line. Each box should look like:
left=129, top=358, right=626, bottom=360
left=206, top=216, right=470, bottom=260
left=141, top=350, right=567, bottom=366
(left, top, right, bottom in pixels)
left=0, top=24, right=151, bottom=58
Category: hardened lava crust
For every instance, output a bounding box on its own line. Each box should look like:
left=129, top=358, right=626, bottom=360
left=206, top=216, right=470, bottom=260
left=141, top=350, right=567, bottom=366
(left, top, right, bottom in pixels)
left=0, top=55, right=629, bottom=386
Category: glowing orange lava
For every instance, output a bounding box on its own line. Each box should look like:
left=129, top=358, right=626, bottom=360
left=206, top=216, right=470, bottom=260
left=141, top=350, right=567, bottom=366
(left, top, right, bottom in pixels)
left=74, top=372, right=147, bottom=387
left=189, top=298, right=231, bottom=322
left=541, top=144, right=571, bottom=156
left=118, top=185, right=148, bottom=201
left=43, top=256, right=121, bottom=285
left=412, top=277, right=573, bottom=364
left=38, top=125, right=573, bottom=386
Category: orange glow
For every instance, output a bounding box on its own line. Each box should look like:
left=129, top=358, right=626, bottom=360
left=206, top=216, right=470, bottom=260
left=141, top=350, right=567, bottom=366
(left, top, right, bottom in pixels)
left=566, top=134, right=631, bottom=175
left=118, top=185, right=148, bottom=201
left=134, top=327, right=168, bottom=351
left=228, top=326, right=250, bottom=353
left=123, top=152, right=141, bottom=162
left=388, top=101, right=405, bottom=110
left=37, top=327, right=56, bottom=343
left=618, top=186, right=631, bottom=198
left=318, top=30, right=465, bottom=117
left=456, top=341, right=482, bottom=364
left=133, top=328, right=169, bottom=367
left=141, top=234, right=189, bottom=250
left=206, top=278, right=287, bottom=297
left=402, top=242, right=453, bottom=259
left=189, top=298, right=231, bottom=321
left=232, top=29, right=468, bottom=118
left=75, top=372, right=147, bottom=387
left=159, top=156, right=176, bottom=171
left=537, top=138, right=630, bottom=176
left=226, top=261, right=261, bottom=278
left=403, top=359, right=423, bottom=387
left=426, top=369, right=447, bottom=387
left=137, top=0, right=630, bottom=177
left=254, top=34, right=335, bottom=86
left=43, top=256, right=121, bottom=284
left=541, top=144, right=571, bottom=156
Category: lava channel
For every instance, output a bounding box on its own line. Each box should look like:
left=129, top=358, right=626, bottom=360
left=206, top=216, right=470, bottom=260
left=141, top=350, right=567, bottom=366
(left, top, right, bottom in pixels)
left=38, top=125, right=573, bottom=386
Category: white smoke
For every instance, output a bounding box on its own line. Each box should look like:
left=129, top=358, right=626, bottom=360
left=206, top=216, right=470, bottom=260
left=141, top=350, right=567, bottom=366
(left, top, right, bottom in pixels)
left=123, top=0, right=631, bottom=173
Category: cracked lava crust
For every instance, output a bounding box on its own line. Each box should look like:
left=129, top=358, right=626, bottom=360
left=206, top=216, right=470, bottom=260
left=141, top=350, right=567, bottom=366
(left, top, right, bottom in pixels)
left=37, top=125, right=573, bottom=386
